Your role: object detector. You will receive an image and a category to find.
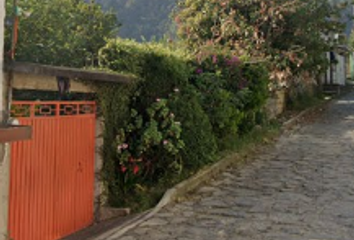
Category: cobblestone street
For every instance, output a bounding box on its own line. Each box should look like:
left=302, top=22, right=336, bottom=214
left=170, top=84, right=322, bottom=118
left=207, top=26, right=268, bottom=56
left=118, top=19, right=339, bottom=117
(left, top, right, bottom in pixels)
left=108, top=94, right=354, bottom=240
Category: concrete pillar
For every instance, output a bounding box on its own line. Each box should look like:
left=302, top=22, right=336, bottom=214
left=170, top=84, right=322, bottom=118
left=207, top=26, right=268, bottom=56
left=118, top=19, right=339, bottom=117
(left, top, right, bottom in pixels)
left=350, top=54, right=354, bottom=80
left=0, top=2, right=10, bottom=240
left=0, top=0, right=4, bottom=113
left=94, top=117, right=104, bottom=221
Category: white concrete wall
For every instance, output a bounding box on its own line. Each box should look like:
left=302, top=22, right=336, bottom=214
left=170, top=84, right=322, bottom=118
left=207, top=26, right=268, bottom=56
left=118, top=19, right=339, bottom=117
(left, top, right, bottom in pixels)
left=336, top=55, right=346, bottom=85
left=12, top=73, right=95, bottom=92
left=331, top=54, right=347, bottom=86
left=0, top=2, right=9, bottom=240
left=324, top=52, right=347, bottom=86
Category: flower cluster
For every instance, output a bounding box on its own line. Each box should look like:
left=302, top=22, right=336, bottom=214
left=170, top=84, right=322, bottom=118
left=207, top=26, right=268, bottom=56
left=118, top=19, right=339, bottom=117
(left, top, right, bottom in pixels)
left=115, top=91, right=185, bottom=179
left=225, top=56, right=241, bottom=67
left=120, top=157, right=142, bottom=175
left=117, top=143, right=129, bottom=152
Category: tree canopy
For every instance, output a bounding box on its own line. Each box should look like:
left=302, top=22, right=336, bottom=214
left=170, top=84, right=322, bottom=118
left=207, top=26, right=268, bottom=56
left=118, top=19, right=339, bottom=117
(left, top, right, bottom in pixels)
left=5, top=0, right=119, bottom=67
left=175, top=0, right=348, bottom=85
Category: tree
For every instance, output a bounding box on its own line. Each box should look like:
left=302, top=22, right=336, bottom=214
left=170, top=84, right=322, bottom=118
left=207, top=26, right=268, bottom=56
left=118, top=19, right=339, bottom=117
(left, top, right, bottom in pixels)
left=5, top=0, right=119, bottom=67
left=175, top=0, right=348, bottom=84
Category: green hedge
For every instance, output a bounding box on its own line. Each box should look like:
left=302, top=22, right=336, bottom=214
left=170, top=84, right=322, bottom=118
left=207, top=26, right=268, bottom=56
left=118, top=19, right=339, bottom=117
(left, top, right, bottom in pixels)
left=97, top=39, right=269, bottom=210
left=98, top=39, right=217, bottom=208
left=191, top=54, right=269, bottom=145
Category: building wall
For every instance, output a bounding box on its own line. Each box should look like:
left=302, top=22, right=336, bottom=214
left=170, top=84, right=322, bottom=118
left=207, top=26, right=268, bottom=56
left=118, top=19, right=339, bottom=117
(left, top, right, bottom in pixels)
left=350, top=54, right=354, bottom=80
left=0, top=2, right=10, bottom=240
left=265, top=90, right=286, bottom=120
left=326, top=0, right=353, bottom=86
left=324, top=52, right=347, bottom=86
left=336, top=55, right=347, bottom=85
left=12, top=73, right=95, bottom=93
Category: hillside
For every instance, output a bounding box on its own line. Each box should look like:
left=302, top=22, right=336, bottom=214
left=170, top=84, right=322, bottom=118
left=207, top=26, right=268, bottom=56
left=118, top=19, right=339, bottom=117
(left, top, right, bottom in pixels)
left=96, top=0, right=177, bottom=41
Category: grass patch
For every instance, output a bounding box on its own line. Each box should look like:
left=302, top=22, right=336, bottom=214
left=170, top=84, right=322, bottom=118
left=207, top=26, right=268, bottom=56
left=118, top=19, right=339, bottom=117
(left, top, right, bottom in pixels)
left=219, top=121, right=281, bottom=156
left=287, top=91, right=323, bottom=111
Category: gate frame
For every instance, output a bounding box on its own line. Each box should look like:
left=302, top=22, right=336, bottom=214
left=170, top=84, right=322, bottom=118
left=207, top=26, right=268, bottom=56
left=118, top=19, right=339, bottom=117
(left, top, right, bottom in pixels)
left=2, top=61, right=133, bottom=239
left=8, top=101, right=103, bottom=240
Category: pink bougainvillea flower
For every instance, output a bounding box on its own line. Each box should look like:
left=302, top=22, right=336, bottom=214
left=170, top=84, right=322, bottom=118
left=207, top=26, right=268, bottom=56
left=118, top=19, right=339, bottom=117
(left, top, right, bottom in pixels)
left=212, top=55, right=218, bottom=64
left=121, top=165, right=127, bottom=173
left=163, top=140, right=169, bottom=145
left=220, top=1, right=227, bottom=7
left=196, top=68, right=203, bottom=74
left=231, top=56, right=240, bottom=62
left=226, top=56, right=241, bottom=66
left=133, top=165, right=140, bottom=175
left=122, top=143, right=129, bottom=149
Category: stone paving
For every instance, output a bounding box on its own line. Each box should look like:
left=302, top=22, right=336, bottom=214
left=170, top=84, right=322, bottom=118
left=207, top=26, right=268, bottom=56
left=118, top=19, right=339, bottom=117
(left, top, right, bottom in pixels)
left=109, top=94, right=354, bottom=240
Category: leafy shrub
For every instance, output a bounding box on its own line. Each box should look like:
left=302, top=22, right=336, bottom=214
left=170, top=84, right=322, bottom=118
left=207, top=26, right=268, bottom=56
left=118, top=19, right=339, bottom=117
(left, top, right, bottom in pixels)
left=242, top=64, right=269, bottom=111
left=98, top=38, right=270, bottom=210
left=192, top=72, right=244, bottom=138
left=286, top=80, right=318, bottom=111
left=5, top=0, right=118, bottom=67
left=98, top=39, right=217, bottom=208
left=97, top=83, right=138, bottom=206
left=99, top=39, right=190, bottom=108
left=191, top=53, right=269, bottom=141
left=169, top=86, right=218, bottom=169
left=238, top=64, right=269, bottom=133
left=112, top=96, right=185, bottom=202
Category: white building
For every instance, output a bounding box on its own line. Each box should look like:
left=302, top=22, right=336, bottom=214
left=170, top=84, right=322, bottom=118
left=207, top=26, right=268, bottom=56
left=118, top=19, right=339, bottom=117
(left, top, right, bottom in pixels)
left=323, top=0, right=354, bottom=86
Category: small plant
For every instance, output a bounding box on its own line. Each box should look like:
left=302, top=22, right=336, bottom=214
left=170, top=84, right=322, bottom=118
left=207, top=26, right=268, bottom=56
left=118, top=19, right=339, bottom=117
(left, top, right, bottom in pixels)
left=191, top=51, right=269, bottom=142
left=114, top=95, right=185, bottom=197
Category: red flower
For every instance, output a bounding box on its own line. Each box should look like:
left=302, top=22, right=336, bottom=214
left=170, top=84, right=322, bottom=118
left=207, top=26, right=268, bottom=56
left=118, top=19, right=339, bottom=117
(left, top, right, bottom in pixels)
left=121, top=165, right=127, bottom=173
left=133, top=165, right=140, bottom=175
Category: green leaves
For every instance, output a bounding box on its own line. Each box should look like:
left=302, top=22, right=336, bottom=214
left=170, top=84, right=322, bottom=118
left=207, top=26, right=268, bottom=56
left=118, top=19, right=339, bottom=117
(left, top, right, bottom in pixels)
left=114, top=95, right=184, bottom=169
left=175, top=0, right=349, bottom=84
left=98, top=37, right=270, bottom=210
left=5, top=0, right=118, bottom=67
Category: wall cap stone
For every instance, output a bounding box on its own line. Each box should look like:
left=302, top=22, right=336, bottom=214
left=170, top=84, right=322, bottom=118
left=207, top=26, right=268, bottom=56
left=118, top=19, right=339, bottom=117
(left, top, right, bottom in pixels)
left=4, top=62, right=136, bottom=84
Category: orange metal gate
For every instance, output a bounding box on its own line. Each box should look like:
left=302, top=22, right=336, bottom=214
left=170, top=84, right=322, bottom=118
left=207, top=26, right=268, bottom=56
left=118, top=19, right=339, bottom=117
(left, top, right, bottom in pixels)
left=8, top=101, right=96, bottom=240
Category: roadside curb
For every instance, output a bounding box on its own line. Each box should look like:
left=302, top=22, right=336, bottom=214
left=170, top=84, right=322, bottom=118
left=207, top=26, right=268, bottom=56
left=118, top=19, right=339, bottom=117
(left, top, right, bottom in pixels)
left=281, top=101, right=328, bottom=131
left=281, top=96, right=339, bottom=132
left=92, top=97, right=334, bottom=240
left=94, top=152, right=248, bottom=240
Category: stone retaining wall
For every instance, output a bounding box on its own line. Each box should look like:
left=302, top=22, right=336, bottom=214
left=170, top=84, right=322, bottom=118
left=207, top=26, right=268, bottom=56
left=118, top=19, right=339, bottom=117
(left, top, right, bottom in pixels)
left=265, top=89, right=286, bottom=120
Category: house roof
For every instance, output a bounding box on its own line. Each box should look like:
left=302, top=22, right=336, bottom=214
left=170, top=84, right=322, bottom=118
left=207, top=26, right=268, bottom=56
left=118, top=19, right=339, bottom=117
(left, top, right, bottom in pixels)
left=4, top=61, right=135, bottom=84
